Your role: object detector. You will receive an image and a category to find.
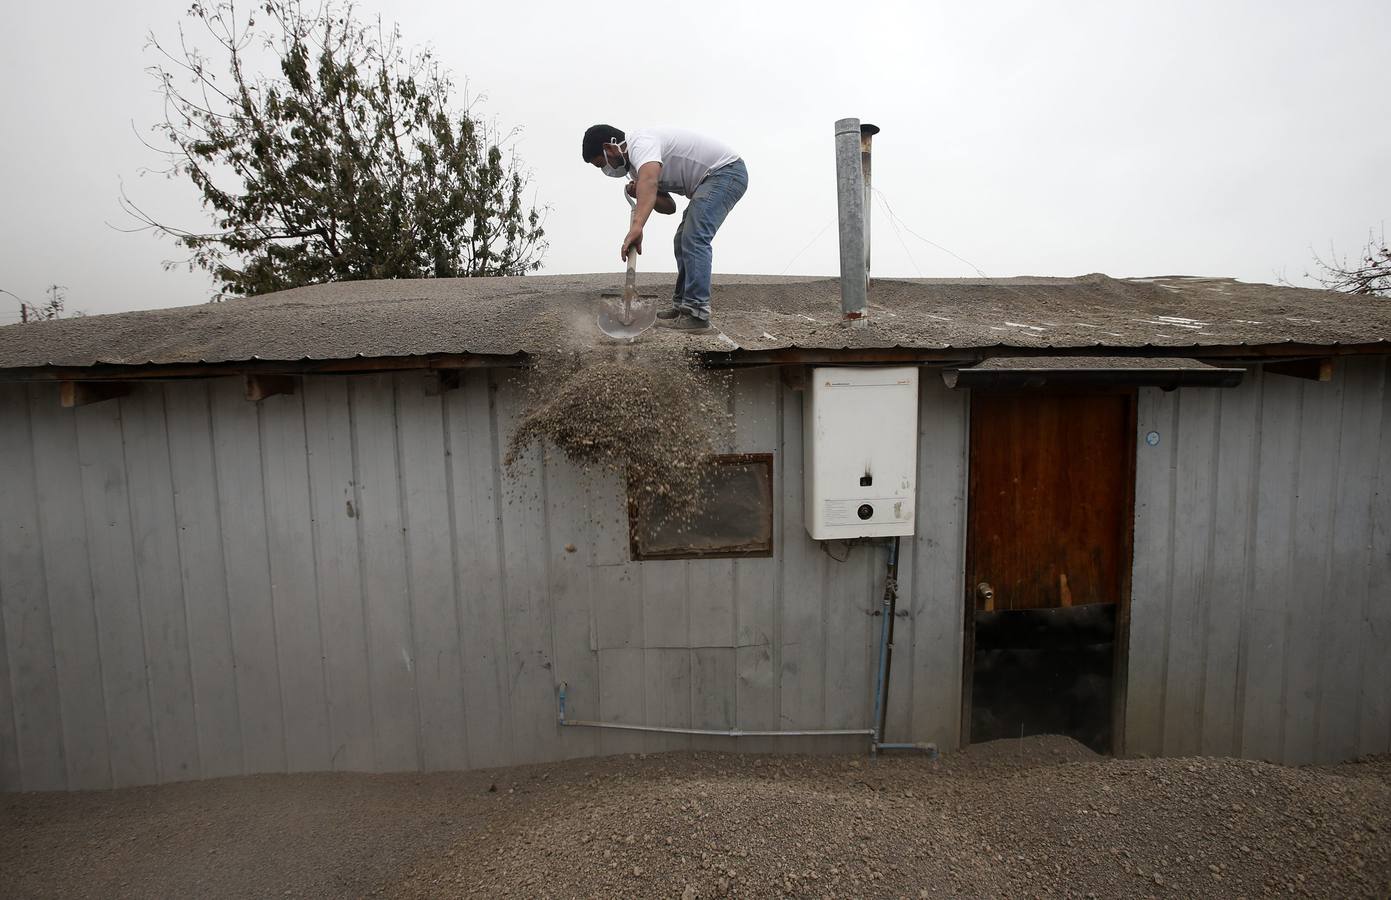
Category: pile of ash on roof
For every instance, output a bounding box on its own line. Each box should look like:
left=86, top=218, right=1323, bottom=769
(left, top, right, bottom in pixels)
left=503, top=340, right=734, bottom=523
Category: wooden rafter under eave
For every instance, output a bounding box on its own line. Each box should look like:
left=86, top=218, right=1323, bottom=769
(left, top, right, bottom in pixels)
left=59, top=381, right=132, bottom=407
left=1264, top=357, right=1335, bottom=382
left=244, top=374, right=298, bottom=402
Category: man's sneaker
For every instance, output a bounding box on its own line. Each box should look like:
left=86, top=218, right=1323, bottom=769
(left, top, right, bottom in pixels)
left=656, top=307, right=683, bottom=320
left=658, top=312, right=714, bottom=333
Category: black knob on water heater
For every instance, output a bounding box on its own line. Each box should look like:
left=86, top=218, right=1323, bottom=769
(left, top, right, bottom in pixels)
left=857, top=503, right=874, bottom=520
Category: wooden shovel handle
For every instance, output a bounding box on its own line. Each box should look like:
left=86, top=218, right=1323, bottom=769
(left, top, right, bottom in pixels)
left=624, top=200, right=638, bottom=299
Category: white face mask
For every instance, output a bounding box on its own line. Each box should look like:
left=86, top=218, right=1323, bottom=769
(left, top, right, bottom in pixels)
left=601, top=141, right=628, bottom=178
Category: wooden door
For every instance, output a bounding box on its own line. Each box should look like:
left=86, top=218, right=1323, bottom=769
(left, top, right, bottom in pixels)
left=963, top=390, right=1135, bottom=752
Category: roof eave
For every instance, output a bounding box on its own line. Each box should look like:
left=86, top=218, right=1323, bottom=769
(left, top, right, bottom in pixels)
left=0, top=341, right=1386, bottom=383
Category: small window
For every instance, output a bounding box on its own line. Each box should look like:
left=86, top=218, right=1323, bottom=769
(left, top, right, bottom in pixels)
left=629, top=454, right=774, bottom=560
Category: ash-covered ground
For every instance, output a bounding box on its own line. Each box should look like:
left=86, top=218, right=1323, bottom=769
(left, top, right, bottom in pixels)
left=4, top=737, right=1388, bottom=899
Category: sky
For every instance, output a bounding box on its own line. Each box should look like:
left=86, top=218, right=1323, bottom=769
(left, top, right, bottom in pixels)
left=1, top=0, right=1388, bottom=323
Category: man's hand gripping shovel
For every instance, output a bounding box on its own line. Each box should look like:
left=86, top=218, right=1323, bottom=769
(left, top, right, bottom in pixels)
left=596, top=188, right=657, bottom=341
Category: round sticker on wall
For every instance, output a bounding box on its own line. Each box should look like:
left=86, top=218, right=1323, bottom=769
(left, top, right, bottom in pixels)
left=1145, top=431, right=1161, bottom=447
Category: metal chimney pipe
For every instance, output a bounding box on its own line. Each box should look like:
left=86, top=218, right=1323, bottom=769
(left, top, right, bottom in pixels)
left=834, top=118, right=868, bottom=324
left=860, top=123, right=879, bottom=281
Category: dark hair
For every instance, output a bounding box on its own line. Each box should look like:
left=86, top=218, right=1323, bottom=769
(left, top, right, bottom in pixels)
left=582, top=124, right=625, bottom=162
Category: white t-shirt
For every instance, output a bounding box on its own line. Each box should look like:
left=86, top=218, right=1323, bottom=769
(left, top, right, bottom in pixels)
left=624, top=127, right=740, bottom=199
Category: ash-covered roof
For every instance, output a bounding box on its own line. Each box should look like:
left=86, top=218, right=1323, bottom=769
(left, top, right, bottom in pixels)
left=0, top=272, right=1387, bottom=373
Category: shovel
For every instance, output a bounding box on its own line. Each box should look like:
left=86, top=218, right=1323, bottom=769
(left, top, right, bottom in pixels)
left=597, top=191, right=657, bottom=340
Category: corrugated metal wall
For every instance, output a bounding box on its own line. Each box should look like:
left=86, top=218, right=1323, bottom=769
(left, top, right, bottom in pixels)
left=0, top=368, right=967, bottom=791
left=3, top=357, right=1385, bottom=791
left=1128, top=356, right=1391, bottom=765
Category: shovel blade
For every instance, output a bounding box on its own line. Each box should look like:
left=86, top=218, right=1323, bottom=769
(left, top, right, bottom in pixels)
left=597, top=292, right=657, bottom=340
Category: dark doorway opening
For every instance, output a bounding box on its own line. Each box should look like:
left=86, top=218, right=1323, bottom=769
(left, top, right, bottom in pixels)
left=962, top=390, right=1136, bottom=754
left=971, top=604, right=1116, bottom=752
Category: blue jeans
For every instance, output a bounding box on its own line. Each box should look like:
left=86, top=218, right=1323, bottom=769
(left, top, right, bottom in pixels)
left=672, top=159, right=747, bottom=321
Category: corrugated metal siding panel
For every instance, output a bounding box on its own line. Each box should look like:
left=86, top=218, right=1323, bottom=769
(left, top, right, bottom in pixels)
left=732, top=369, right=781, bottom=754
left=1127, top=386, right=1176, bottom=755
left=0, top=385, right=66, bottom=791
left=907, top=378, right=969, bottom=750
left=77, top=394, right=161, bottom=787
left=1320, top=359, right=1384, bottom=762
left=164, top=381, right=243, bottom=779
left=1364, top=370, right=1391, bottom=756
left=13, top=356, right=1379, bottom=789
left=0, top=368, right=966, bottom=790
left=27, top=384, right=110, bottom=789
left=1127, top=358, right=1391, bottom=764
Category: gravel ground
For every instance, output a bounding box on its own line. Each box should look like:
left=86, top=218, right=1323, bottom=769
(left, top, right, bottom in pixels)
left=3, top=737, right=1388, bottom=899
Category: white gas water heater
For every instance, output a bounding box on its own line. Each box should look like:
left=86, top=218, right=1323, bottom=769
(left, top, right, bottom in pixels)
left=803, top=366, right=919, bottom=541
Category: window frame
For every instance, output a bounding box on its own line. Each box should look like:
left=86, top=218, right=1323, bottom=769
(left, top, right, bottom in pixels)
left=627, top=452, right=776, bottom=561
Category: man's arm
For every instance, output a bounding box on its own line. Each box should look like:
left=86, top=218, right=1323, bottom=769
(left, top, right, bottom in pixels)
left=626, top=180, right=676, bottom=215
left=622, top=161, right=665, bottom=260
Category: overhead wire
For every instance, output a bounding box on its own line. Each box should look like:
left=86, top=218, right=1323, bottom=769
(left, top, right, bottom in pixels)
left=777, top=190, right=992, bottom=285
left=776, top=185, right=1083, bottom=353
left=876, top=192, right=924, bottom=278
left=778, top=218, right=834, bottom=275
left=872, top=187, right=990, bottom=279
left=869, top=188, right=1094, bottom=344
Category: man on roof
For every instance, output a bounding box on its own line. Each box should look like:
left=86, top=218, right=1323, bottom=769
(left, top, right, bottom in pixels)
left=583, top=125, right=748, bottom=333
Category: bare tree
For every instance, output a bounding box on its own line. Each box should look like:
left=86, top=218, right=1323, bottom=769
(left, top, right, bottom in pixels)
left=123, top=0, right=547, bottom=298
left=1, top=285, right=84, bottom=324
left=1307, top=226, right=1390, bottom=298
